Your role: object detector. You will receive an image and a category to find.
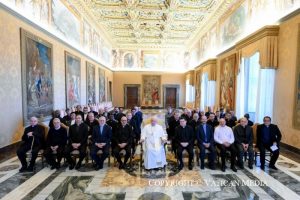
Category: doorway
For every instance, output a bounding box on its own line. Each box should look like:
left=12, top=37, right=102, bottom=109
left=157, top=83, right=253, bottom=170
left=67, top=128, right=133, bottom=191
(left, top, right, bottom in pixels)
left=163, top=84, right=180, bottom=108
left=124, top=84, right=140, bottom=109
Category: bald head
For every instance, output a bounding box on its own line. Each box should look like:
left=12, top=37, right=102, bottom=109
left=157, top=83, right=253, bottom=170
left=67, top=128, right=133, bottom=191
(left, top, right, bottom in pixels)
left=121, top=116, right=127, bottom=126
left=219, top=118, right=226, bottom=127
left=30, top=117, right=38, bottom=126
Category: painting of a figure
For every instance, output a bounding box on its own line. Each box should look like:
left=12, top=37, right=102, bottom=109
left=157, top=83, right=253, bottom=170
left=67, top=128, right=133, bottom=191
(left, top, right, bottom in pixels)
left=99, top=68, right=106, bottom=102
left=21, top=29, right=53, bottom=125
left=51, top=0, right=80, bottom=44
left=65, top=52, right=81, bottom=108
left=220, top=2, right=247, bottom=46
left=86, top=62, right=95, bottom=104
left=220, top=55, right=236, bottom=110
left=124, top=53, right=134, bottom=68
left=142, top=75, right=161, bottom=105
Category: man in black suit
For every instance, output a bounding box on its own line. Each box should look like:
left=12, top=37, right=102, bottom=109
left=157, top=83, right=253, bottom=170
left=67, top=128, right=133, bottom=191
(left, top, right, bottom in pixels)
left=85, top=112, right=99, bottom=136
left=244, top=113, right=254, bottom=126
left=168, top=111, right=181, bottom=154
left=188, top=113, right=201, bottom=133
left=48, top=110, right=67, bottom=129
left=257, top=116, right=282, bottom=170
left=107, top=113, right=119, bottom=150
left=75, top=105, right=84, bottom=119
left=225, top=113, right=236, bottom=128
left=207, top=113, right=219, bottom=129
left=113, top=116, right=133, bottom=169
left=175, top=117, right=195, bottom=170
left=64, top=115, right=88, bottom=170
left=91, top=116, right=112, bottom=170
left=131, top=108, right=141, bottom=141
left=196, top=115, right=216, bottom=170
left=44, top=118, right=68, bottom=170
left=233, top=117, right=254, bottom=169
left=17, top=117, right=45, bottom=172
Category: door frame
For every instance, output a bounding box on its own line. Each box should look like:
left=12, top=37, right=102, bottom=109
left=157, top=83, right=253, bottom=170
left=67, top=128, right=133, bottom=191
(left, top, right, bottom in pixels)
left=163, top=84, right=180, bottom=108
left=124, top=84, right=141, bottom=108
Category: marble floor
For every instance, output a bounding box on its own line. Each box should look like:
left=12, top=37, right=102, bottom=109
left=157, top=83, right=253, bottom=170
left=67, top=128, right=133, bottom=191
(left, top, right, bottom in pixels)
left=0, top=110, right=299, bottom=200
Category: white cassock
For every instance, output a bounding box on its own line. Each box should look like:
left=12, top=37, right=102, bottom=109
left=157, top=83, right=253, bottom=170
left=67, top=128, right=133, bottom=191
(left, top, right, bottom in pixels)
left=141, top=124, right=167, bottom=169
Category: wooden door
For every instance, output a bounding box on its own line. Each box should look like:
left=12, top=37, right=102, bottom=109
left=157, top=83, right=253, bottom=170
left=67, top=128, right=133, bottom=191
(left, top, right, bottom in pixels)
left=165, top=87, right=177, bottom=108
left=125, top=86, right=138, bottom=109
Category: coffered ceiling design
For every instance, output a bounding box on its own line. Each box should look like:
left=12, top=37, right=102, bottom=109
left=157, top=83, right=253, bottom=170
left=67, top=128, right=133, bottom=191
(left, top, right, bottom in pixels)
left=73, top=0, right=233, bottom=49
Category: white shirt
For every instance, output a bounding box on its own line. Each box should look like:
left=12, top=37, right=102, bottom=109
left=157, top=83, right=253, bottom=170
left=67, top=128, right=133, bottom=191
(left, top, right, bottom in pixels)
left=214, top=125, right=234, bottom=144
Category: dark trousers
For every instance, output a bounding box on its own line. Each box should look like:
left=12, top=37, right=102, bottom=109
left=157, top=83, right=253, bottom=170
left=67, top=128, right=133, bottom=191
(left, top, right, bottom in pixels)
left=235, top=143, right=254, bottom=167
left=198, top=144, right=216, bottom=167
left=44, top=146, right=65, bottom=167
left=258, top=143, right=280, bottom=167
left=64, top=144, right=87, bottom=165
left=177, top=144, right=194, bottom=166
left=17, top=143, right=41, bottom=168
left=113, top=144, right=131, bottom=165
left=90, top=145, right=110, bottom=167
left=217, top=143, right=237, bottom=167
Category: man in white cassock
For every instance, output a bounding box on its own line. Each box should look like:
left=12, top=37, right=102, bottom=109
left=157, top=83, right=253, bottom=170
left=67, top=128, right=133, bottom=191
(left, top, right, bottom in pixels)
left=140, top=116, right=167, bottom=170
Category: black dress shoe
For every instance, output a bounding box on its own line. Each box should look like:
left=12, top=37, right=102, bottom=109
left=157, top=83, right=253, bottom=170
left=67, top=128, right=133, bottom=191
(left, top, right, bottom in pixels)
left=269, top=165, right=278, bottom=170
left=260, top=165, right=265, bottom=171
left=50, top=165, right=56, bottom=170
left=75, top=163, right=82, bottom=170
left=200, top=165, right=204, bottom=170
left=95, top=165, right=101, bottom=171
left=69, top=164, right=75, bottom=170
left=188, top=165, right=193, bottom=170
left=210, top=166, right=216, bottom=170
left=248, top=165, right=253, bottom=169
left=178, top=164, right=183, bottom=171
left=19, top=166, right=27, bottom=173
left=231, top=166, right=237, bottom=172
left=221, top=166, right=226, bottom=172
left=239, top=165, right=244, bottom=169
left=27, top=166, right=34, bottom=172
left=119, top=164, right=124, bottom=170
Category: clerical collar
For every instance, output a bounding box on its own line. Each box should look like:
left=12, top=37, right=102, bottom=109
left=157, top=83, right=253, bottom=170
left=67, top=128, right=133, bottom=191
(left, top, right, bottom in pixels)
left=55, top=126, right=61, bottom=130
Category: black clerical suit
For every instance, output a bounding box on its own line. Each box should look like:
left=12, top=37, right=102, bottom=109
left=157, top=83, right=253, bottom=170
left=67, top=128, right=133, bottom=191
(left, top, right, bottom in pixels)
left=132, top=114, right=141, bottom=140
left=168, top=117, right=180, bottom=153
left=188, top=119, right=201, bottom=133
left=233, top=124, right=254, bottom=168
left=85, top=119, right=99, bottom=136
left=257, top=124, right=281, bottom=168
left=90, top=124, right=112, bottom=168
left=196, top=123, right=216, bottom=168
left=112, top=124, right=133, bottom=167
left=48, top=117, right=66, bottom=129
left=17, top=124, right=45, bottom=170
left=64, top=123, right=88, bottom=167
left=207, top=119, right=219, bottom=129
left=175, top=125, right=195, bottom=168
left=107, top=119, right=119, bottom=149
left=44, top=127, right=68, bottom=168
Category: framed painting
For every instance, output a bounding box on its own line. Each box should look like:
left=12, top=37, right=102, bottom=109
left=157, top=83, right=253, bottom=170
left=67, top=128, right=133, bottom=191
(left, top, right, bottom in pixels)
left=65, top=52, right=81, bottom=108
left=99, top=68, right=106, bottom=102
left=220, top=54, right=236, bottom=110
left=293, top=24, right=300, bottom=129
left=142, top=75, right=161, bottom=105
left=86, top=62, right=95, bottom=104
left=21, top=29, right=53, bottom=125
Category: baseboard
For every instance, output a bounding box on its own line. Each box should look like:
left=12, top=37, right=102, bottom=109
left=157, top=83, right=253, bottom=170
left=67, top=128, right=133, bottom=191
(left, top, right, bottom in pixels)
left=0, top=141, right=21, bottom=162
left=280, top=142, right=300, bottom=155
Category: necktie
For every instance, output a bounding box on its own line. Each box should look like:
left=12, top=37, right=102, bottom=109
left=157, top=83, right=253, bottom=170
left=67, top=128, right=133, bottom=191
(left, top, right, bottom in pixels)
left=203, top=125, right=207, bottom=142
left=100, top=126, right=103, bottom=135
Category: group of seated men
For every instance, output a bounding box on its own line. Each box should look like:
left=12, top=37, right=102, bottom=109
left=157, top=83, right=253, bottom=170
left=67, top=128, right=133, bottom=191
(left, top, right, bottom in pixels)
left=165, top=107, right=282, bottom=172
left=17, top=105, right=143, bottom=172
left=17, top=105, right=281, bottom=173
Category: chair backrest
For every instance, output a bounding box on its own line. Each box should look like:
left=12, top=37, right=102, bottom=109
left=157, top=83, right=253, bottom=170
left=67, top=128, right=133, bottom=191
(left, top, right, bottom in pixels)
left=252, top=123, right=259, bottom=145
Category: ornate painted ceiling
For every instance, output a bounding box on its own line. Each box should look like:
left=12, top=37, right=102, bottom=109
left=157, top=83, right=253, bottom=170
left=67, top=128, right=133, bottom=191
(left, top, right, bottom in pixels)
left=72, top=0, right=234, bottom=49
